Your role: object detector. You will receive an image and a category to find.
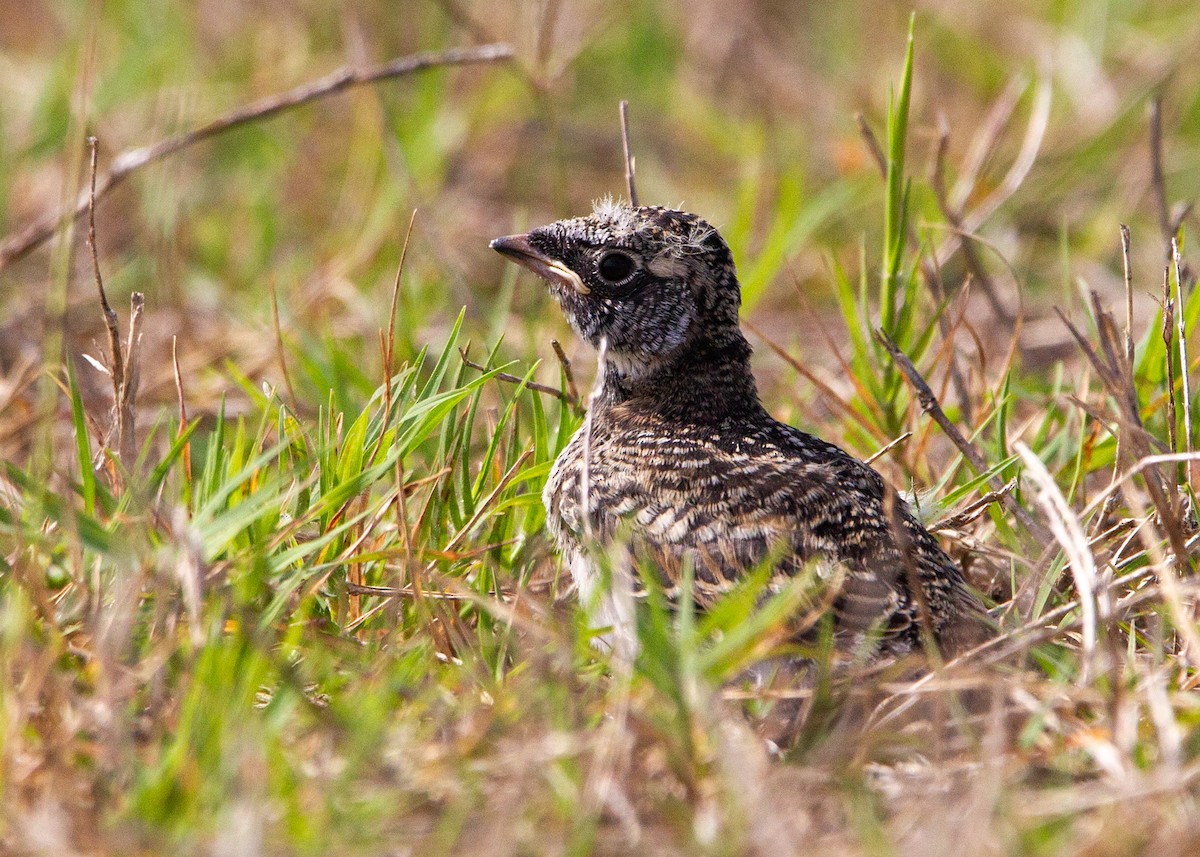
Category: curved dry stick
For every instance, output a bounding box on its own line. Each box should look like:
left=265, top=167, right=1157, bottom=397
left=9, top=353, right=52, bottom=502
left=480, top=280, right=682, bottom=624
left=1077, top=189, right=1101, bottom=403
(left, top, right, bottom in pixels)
left=932, top=69, right=1052, bottom=276
left=0, top=43, right=514, bottom=271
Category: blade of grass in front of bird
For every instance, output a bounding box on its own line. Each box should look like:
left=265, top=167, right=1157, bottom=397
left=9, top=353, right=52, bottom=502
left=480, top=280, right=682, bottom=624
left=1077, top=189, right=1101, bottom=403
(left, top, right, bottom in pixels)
left=418, top=308, right=466, bottom=401
left=472, top=363, right=539, bottom=500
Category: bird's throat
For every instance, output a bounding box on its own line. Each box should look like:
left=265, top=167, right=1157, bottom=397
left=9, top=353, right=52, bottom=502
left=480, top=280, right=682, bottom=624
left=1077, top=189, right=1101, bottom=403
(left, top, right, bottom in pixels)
left=597, top=329, right=762, bottom=424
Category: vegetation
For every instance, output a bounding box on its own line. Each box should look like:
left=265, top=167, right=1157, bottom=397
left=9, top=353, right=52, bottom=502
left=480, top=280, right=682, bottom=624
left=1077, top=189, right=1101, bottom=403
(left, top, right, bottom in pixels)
left=3, top=1, right=1200, bottom=854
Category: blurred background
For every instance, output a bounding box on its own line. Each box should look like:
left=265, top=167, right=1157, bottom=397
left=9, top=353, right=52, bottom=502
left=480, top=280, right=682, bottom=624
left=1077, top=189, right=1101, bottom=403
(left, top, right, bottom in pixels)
left=1, top=0, right=1199, bottom=461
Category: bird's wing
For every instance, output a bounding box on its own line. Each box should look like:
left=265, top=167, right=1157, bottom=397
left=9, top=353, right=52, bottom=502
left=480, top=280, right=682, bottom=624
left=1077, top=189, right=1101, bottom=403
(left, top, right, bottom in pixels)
left=555, top=426, right=978, bottom=648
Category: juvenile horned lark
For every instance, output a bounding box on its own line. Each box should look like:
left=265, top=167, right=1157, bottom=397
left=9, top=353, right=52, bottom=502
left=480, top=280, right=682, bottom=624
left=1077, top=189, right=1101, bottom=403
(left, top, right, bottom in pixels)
left=492, top=201, right=987, bottom=659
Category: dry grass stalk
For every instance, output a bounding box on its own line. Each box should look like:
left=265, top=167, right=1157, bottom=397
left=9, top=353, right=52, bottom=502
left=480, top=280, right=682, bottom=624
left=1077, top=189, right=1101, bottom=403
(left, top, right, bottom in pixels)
left=460, top=348, right=577, bottom=405
left=85, top=136, right=144, bottom=479
left=551, top=339, right=581, bottom=406
left=0, top=44, right=514, bottom=270
left=875, top=327, right=1049, bottom=544
left=1121, top=224, right=1134, bottom=366
left=620, top=100, right=639, bottom=206
left=1058, top=298, right=1191, bottom=555
left=1163, top=267, right=1179, bottom=456
left=1172, top=239, right=1194, bottom=487
left=864, top=431, right=912, bottom=465
left=86, top=138, right=123, bottom=417
left=930, top=111, right=1010, bottom=323
left=1015, top=441, right=1102, bottom=681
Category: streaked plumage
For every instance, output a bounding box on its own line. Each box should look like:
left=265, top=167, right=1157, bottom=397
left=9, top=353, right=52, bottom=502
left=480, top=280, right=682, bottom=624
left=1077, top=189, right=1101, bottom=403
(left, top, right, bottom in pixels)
left=491, top=202, right=987, bottom=659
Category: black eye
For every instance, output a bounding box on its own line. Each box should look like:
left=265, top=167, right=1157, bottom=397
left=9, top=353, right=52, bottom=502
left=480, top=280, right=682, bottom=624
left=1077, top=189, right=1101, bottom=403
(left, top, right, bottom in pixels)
left=597, top=251, right=636, bottom=284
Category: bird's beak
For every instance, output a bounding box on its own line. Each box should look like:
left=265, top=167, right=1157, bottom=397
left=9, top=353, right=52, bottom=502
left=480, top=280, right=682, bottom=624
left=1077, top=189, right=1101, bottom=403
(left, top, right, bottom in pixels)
left=490, top=234, right=591, bottom=295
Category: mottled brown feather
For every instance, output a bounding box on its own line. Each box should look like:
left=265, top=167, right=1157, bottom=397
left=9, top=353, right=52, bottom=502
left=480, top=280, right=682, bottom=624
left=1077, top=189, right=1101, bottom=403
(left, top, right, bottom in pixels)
left=492, top=203, right=989, bottom=658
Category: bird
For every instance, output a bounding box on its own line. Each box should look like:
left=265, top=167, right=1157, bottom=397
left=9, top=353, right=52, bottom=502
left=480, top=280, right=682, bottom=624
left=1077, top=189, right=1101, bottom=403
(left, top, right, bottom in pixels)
left=490, top=200, right=988, bottom=662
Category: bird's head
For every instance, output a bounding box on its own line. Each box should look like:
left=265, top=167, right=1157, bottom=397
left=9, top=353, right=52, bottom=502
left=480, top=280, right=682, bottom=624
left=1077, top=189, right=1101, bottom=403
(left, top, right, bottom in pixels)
left=490, top=201, right=740, bottom=374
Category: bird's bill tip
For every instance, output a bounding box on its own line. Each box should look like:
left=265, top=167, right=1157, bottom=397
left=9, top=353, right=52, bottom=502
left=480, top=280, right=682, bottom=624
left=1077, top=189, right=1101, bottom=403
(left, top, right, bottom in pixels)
left=489, top=233, right=533, bottom=255
left=489, top=233, right=591, bottom=295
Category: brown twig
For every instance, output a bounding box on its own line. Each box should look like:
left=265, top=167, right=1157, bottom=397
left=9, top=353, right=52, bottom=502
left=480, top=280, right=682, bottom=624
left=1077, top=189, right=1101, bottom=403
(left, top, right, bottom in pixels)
left=948, top=75, right=1026, bottom=213
left=930, top=117, right=1012, bottom=323
left=459, top=349, right=577, bottom=406
left=0, top=44, right=514, bottom=270
left=87, top=138, right=124, bottom=423
left=926, top=72, right=1051, bottom=322
left=865, top=431, right=912, bottom=465
left=855, top=112, right=886, bottom=175
left=346, top=581, right=493, bottom=601
left=87, top=137, right=144, bottom=473
left=1057, top=300, right=1194, bottom=574
left=884, top=490, right=938, bottom=652
left=932, top=478, right=1017, bottom=532
left=551, top=339, right=580, bottom=405
left=956, top=72, right=1052, bottom=238
left=535, top=0, right=563, bottom=79
left=875, top=328, right=1049, bottom=544
left=619, top=100, right=638, bottom=206
left=745, top=317, right=889, bottom=444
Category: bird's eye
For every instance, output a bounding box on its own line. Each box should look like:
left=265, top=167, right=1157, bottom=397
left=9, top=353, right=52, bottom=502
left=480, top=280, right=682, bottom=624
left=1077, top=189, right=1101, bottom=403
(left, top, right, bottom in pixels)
left=596, top=251, right=636, bottom=284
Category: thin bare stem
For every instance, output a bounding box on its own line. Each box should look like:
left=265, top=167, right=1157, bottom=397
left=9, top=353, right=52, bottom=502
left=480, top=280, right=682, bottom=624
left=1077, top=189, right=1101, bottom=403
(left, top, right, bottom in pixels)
left=459, top=349, right=576, bottom=405
left=875, top=328, right=1050, bottom=544
left=1121, top=225, right=1134, bottom=367
left=950, top=75, right=1027, bottom=213
left=118, top=292, right=144, bottom=469
left=1163, top=272, right=1178, bottom=456
left=1173, top=239, right=1194, bottom=486
left=551, top=339, right=580, bottom=406
left=87, top=138, right=124, bottom=422
left=0, top=44, right=513, bottom=270
left=619, top=100, right=638, bottom=207
left=930, top=116, right=1011, bottom=322
left=865, top=431, right=912, bottom=465
left=855, top=112, right=887, bottom=175
left=932, top=478, right=1016, bottom=532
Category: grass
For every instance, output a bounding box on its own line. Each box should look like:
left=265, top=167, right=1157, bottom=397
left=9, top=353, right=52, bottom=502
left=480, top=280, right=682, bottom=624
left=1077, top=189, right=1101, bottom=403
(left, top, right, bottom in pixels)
left=4, top=1, right=1200, bottom=854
